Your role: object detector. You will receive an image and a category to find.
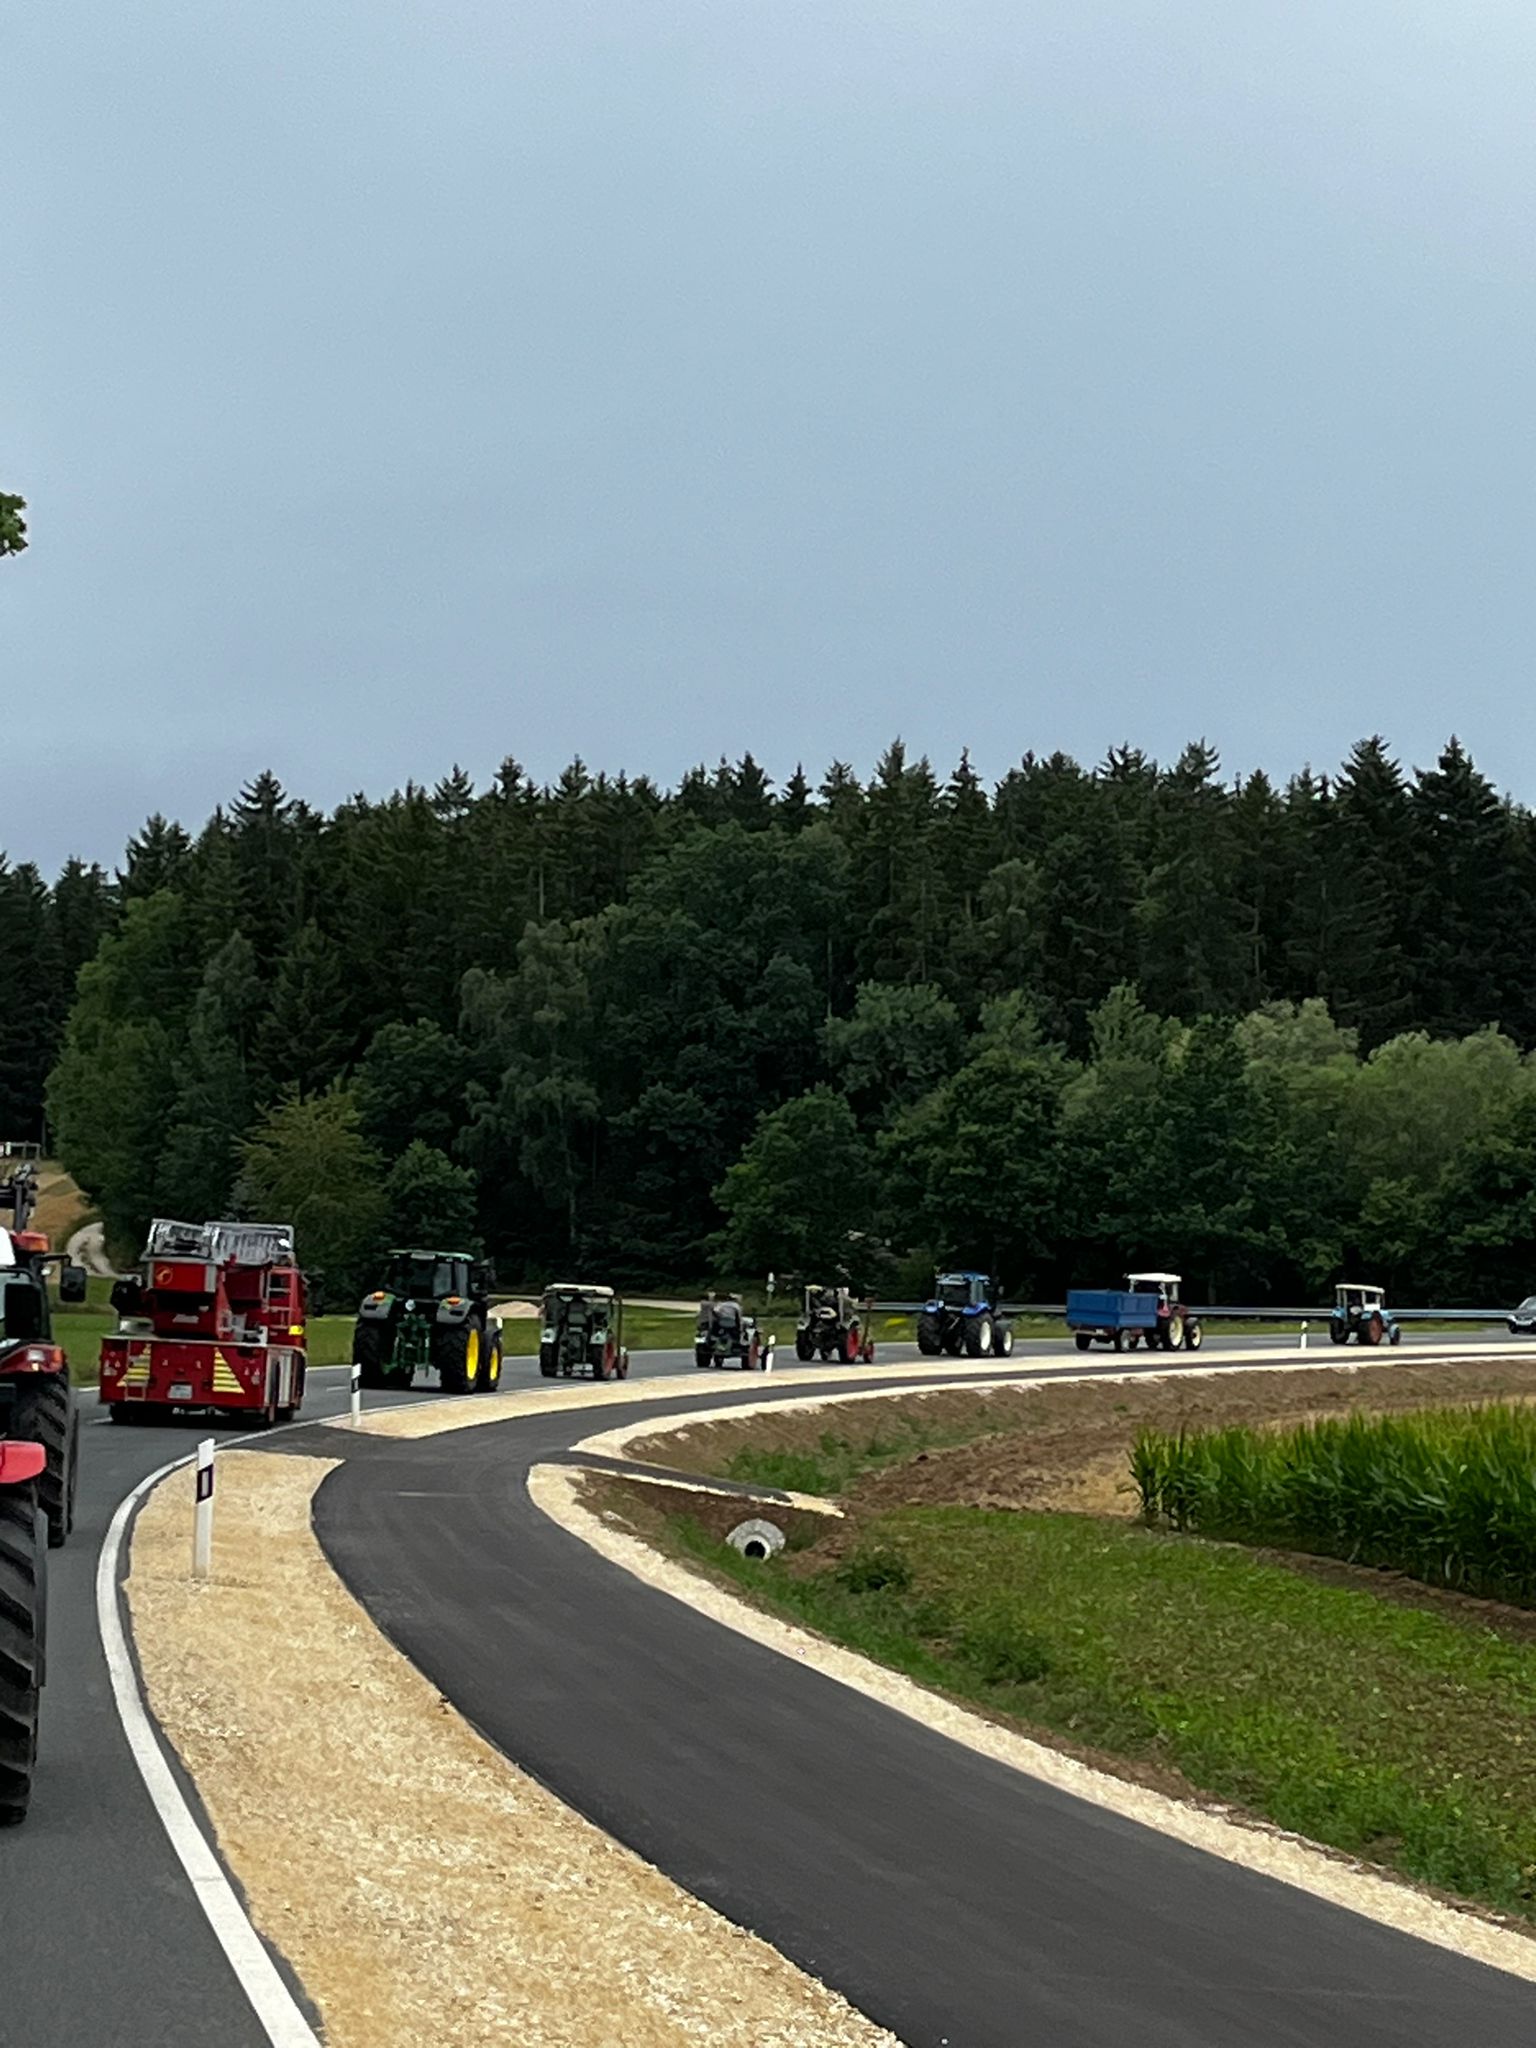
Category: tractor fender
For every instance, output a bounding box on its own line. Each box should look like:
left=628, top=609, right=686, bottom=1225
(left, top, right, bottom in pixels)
left=356, top=1294, right=397, bottom=1324
left=434, top=1298, right=475, bottom=1326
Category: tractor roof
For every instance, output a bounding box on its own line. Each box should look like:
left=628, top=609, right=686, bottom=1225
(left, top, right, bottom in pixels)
left=390, top=1247, right=478, bottom=1262
left=546, top=1282, right=615, bottom=1299
left=1337, top=1282, right=1385, bottom=1298
left=937, top=1269, right=987, bottom=1281
left=1127, top=1270, right=1181, bottom=1284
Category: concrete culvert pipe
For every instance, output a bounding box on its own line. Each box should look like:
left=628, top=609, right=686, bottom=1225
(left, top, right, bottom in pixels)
left=726, top=1518, right=786, bottom=1560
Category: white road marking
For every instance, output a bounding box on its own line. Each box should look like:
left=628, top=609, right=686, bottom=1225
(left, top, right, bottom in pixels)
left=97, top=1452, right=322, bottom=2048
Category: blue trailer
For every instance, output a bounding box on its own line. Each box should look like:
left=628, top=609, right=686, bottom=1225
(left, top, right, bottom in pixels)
left=1066, top=1272, right=1203, bottom=1354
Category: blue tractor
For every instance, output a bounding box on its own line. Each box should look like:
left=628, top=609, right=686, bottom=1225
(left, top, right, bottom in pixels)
left=1328, top=1283, right=1401, bottom=1348
left=916, top=1272, right=1014, bottom=1359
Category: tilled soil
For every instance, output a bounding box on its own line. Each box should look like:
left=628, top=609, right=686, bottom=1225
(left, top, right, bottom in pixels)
left=636, top=1358, right=1536, bottom=1533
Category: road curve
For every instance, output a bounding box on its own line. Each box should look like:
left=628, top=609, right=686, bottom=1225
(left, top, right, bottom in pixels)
left=312, top=1354, right=1536, bottom=2048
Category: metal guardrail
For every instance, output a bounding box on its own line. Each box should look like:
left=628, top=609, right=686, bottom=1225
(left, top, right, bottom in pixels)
left=866, top=1301, right=1517, bottom=1324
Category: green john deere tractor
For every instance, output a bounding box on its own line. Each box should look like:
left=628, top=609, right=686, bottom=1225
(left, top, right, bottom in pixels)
left=352, top=1249, right=503, bottom=1395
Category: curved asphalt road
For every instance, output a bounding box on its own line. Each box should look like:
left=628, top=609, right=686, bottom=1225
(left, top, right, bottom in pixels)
left=11, top=1325, right=1529, bottom=2047
left=314, top=1345, right=1536, bottom=2048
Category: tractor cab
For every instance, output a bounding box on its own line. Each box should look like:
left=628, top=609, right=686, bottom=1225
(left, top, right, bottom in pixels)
left=1124, top=1271, right=1182, bottom=1307
left=1329, top=1283, right=1400, bottom=1347
left=539, top=1284, right=629, bottom=1382
left=381, top=1249, right=488, bottom=1306
left=795, top=1284, right=872, bottom=1363
left=934, top=1271, right=995, bottom=1312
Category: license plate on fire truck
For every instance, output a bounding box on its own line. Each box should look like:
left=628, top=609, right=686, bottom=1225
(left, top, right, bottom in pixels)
left=168, top=1383, right=194, bottom=1400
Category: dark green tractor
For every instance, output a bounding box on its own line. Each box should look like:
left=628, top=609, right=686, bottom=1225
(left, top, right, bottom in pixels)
left=352, top=1249, right=503, bottom=1395
left=538, top=1284, right=630, bottom=1382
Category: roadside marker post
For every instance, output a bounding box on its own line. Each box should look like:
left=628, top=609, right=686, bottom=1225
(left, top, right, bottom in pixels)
left=350, top=1361, right=362, bottom=1427
left=192, top=1438, right=215, bottom=1578
left=1300, top=1320, right=1309, bottom=1350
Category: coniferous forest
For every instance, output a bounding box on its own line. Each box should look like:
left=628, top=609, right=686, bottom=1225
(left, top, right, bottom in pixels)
left=9, top=735, right=1536, bottom=1307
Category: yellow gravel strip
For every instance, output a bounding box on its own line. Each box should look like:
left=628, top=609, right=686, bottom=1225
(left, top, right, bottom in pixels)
left=126, top=1451, right=898, bottom=2048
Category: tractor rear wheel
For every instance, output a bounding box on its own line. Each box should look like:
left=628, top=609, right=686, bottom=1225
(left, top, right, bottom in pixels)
left=841, top=1325, right=862, bottom=1364
left=433, top=1318, right=483, bottom=1394
left=8, top=1378, right=76, bottom=1549
left=916, top=1312, right=943, bottom=1357
left=794, top=1330, right=815, bottom=1361
left=353, top=1319, right=393, bottom=1390
left=538, top=1343, right=558, bottom=1379
left=0, top=1485, right=44, bottom=1825
left=964, top=1315, right=994, bottom=1359
left=480, top=1326, right=504, bottom=1391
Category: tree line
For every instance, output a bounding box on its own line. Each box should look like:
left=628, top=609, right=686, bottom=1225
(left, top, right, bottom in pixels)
left=7, top=736, right=1536, bottom=1305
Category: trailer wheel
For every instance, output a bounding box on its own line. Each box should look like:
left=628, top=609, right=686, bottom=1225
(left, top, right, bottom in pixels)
left=7, top=1378, right=76, bottom=1549
left=0, top=1488, right=45, bottom=1826
left=1074, top=1333, right=1091, bottom=1352
left=1111, top=1331, right=1124, bottom=1352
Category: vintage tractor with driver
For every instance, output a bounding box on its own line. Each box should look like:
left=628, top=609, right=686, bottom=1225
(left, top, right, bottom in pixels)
left=794, top=1284, right=875, bottom=1363
left=538, top=1284, right=631, bottom=1381
left=0, top=1203, right=87, bottom=1547
left=1328, top=1282, right=1401, bottom=1347
left=353, top=1249, right=503, bottom=1394
left=915, top=1271, right=1015, bottom=1359
left=695, top=1294, right=775, bottom=1371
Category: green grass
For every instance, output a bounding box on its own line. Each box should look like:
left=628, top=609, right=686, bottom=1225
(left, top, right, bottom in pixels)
left=682, top=1504, right=1536, bottom=1920
left=721, top=1411, right=1015, bottom=1495
left=1134, top=1403, right=1536, bottom=1606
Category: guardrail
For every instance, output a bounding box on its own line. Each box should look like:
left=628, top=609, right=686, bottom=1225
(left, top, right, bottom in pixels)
left=865, top=1301, right=1517, bottom=1324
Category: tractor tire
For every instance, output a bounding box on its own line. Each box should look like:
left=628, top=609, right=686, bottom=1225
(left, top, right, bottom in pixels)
left=0, top=1486, right=45, bottom=1826
left=481, top=1326, right=504, bottom=1392
left=1074, top=1333, right=1091, bottom=1352
left=794, top=1330, right=815, bottom=1362
left=433, top=1317, right=484, bottom=1395
left=353, top=1319, right=393, bottom=1390
left=1111, top=1331, right=1125, bottom=1352
left=1389, top=1323, right=1402, bottom=1347
left=964, top=1315, right=994, bottom=1359
left=1166, top=1316, right=1185, bottom=1353
left=1328, top=1321, right=1348, bottom=1345
left=1361, top=1314, right=1383, bottom=1347
left=694, top=1343, right=713, bottom=1370
left=841, top=1325, right=862, bottom=1364
left=1185, top=1320, right=1204, bottom=1352
left=943, top=1330, right=966, bottom=1357
left=996, top=1323, right=1015, bottom=1359
left=7, top=1377, right=77, bottom=1549
left=538, top=1342, right=558, bottom=1379
left=916, top=1312, right=944, bottom=1358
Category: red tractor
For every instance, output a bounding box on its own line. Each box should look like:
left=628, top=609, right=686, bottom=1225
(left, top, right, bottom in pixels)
left=0, top=1188, right=88, bottom=1548
left=100, top=1219, right=309, bottom=1426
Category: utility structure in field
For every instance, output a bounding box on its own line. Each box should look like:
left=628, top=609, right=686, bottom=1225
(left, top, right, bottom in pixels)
left=99, top=1219, right=309, bottom=1425
left=353, top=1249, right=503, bottom=1394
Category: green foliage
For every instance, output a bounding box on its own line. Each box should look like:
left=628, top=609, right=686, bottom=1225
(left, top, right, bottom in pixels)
left=381, top=1140, right=479, bottom=1251
left=712, top=1088, right=872, bottom=1280
left=235, top=1086, right=385, bottom=1303
left=0, top=492, right=25, bottom=558
left=23, top=735, right=1536, bottom=1294
left=1133, top=1404, right=1536, bottom=1604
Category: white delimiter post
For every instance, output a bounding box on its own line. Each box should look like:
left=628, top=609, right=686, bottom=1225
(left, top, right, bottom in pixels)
left=193, top=1438, right=215, bottom=1578
left=1300, top=1320, right=1310, bottom=1350
left=350, top=1360, right=362, bottom=1427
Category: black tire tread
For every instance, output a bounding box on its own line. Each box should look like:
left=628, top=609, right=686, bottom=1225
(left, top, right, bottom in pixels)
left=7, top=1375, right=75, bottom=1547
left=0, top=1487, right=43, bottom=1825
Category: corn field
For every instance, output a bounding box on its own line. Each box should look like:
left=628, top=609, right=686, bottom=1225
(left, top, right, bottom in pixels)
left=1130, top=1403, right=1536, bottom=1606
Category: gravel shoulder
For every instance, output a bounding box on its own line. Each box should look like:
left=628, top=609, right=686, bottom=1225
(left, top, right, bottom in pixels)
left=125, top=1448, right=897, bottom=2048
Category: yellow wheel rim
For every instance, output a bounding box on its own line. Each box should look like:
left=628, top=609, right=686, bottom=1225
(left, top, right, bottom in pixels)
left=486, top=1345, right=501, bottom=1389
left=465, top=1327, right=481, bottom=1387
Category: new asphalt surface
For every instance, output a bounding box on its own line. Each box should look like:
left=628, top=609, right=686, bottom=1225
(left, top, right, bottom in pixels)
left=13, top=1325, right=1533, bottom=2047
left=314, top=1340, right=1536, bottom=2048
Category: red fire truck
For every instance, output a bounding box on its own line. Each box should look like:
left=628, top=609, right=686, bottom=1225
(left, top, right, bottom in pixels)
left=99, top=1219, right=309, bottom=1426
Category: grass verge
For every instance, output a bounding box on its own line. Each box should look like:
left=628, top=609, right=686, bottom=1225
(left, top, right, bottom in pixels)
left=668, top=1502, right=1536, bottom=1924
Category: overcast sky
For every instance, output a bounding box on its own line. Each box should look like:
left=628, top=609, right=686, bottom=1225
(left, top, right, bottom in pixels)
left=6, top=2, right=1536, bottom=875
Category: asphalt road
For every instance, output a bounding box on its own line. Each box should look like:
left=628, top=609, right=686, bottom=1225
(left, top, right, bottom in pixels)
left=11, top=1324, right=1531, bottom=2046
left=315, top=1342, right=1536, bottom=2048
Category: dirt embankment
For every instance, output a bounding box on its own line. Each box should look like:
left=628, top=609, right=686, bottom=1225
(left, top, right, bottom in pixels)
left=633, top=1358, right=1536, bottom=1531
